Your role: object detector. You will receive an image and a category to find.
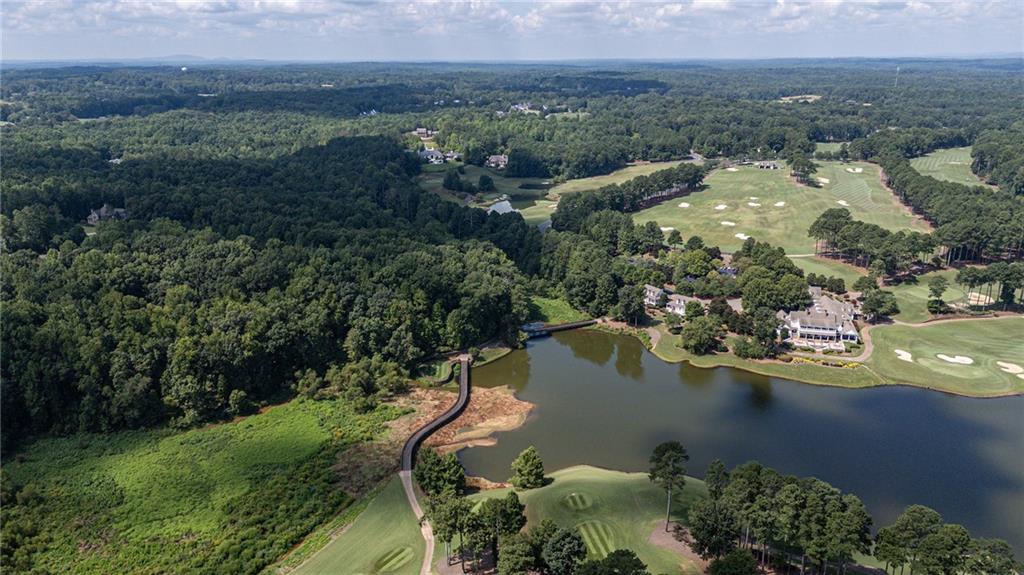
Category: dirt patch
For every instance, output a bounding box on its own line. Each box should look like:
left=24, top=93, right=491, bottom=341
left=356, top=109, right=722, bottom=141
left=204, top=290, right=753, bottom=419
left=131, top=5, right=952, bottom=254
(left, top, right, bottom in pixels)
left=333, top=388, right=456, bottom=497
left=425, top=385, right=534, bottom=454
left=649, top=526, right=708, bottom=573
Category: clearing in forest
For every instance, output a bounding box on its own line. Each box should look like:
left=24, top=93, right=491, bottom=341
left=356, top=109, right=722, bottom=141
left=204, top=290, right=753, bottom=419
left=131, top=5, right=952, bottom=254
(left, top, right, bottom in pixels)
left=417, top=163, right=552, bottom=204
left=464, top=466, right=706, bottom=574
left=867, top=317, right=1024, bottom=396
left=633, top=162, right=931, bottom=254
left=910, top=147, right=997, bottom=189
left=548, top=161, right=685, bottom=196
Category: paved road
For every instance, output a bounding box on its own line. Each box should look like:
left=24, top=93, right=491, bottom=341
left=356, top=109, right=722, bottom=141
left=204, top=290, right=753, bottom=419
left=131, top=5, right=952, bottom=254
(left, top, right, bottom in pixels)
left=399, top=356, right=470, bottom=575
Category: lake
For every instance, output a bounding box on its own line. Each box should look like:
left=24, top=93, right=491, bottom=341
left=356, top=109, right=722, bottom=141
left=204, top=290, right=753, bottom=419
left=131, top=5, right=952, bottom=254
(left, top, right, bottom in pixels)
left=459, top=329, right=1024, bottom=550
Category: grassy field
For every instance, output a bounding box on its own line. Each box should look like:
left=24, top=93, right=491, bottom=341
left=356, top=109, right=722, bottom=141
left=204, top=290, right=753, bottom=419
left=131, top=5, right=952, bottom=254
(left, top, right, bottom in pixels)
left=3, top=399, right=403, bottom=574
left=815, top=142, right=848, bottom=153
left=548, top=161, right=684, bottom=196
left=888, top=268, right=969, bottom=324
left=417, top=163, right=552, bottom=204
left=633, top=162, right=931, bottom=254
left=909, top=147, right=995, bottom=189
left=290, top=477, right=424, bottom=575
left=790, top=255, right=867, bottom=289
left=528, top=295, right=592, bottom=324
left=866, top=317, right=1024, bottom=396
left=467, top=466, right=705, bottom=574
left=646, top=324, right=883, bottom=389
left=515, top=197, right=559, bottom=226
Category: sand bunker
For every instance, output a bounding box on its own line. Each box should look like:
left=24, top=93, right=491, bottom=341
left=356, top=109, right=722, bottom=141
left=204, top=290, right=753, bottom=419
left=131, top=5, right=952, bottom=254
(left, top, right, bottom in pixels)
left=845, top=167, right=864, bottom=174
left=660, top=227, right=675, bottom=232
left=726, top=167, right=739, bottom=172
left=937, top=354, right=974, bottom=365
left=996, top=361, right=1024, bottom=375
left=734, top=233, right=750, bottom=240
left=837, top=200, right=850, bottom=207
left=747, top=202, right=761, bottom=207
left=749, top=196, right=759, bottom=200
left=721, top=221, right=736, bottom=226
left=967, top=293, right=994, bottom=305
left=774, top=201, right=786, bottom=207
left=714, top=204, right=728, bottom=210
left=678, top=202, right=690, bottom=208
left=817, top=177, right=830, bottom=184
left=894, top=349, right=914, bottom=362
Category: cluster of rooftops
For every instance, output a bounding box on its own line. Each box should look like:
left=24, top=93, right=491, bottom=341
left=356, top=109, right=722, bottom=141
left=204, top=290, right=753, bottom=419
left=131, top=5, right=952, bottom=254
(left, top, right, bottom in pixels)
left=643, top=284, right=861, bottom=346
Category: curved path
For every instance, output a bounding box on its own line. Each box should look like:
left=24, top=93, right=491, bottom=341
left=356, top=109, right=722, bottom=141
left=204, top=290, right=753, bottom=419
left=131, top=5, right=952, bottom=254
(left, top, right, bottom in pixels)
left=400, top=356, right=470, bottom=575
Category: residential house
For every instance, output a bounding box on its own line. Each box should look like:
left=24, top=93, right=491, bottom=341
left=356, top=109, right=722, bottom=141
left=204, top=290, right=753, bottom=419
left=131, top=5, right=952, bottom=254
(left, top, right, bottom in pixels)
left=643, top=284, right=665, bottom=307
left=666, top=294, right=701, bottom=316
left=777, top=287, right=861, bottom=346
left=87, top=204, right=128, bottom=225
left=486, top=154, right=508, bottom=169
left=755, top=161, right=781, bottom=170
left=418, top=149, right=445, bottom=165
left=444, top=151, right=461, bottom=162
left=487, top=200, right=516, bottom=215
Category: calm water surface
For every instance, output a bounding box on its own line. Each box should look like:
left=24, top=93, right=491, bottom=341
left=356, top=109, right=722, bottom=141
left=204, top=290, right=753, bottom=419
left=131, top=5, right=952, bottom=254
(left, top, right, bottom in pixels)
left=459, top=330, right=1024, bottom=550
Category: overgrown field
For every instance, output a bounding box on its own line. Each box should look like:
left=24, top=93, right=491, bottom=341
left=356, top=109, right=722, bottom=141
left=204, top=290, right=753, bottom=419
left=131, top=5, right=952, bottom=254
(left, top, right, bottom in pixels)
left=866, top=317, right=1024, bottom=396
left=2, top=399, right=404, bottom=575
left=528, top=295, right=592, bottom=324
left=910, top=147, right=996, bottom=189
left=466, top=466, right=705, bottom=574
left=633, top=162, right=930, bottom=254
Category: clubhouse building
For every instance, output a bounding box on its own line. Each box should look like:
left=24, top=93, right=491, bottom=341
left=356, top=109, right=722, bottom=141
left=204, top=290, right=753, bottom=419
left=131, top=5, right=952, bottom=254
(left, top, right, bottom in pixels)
left=777, top=286, right=861, bottom=349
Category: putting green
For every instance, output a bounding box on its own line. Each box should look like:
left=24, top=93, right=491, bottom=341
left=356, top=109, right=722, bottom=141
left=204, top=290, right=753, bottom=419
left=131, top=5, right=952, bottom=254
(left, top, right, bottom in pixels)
left=467, top=465, right=704, bottom=574
left=633, top=162, right=931, bottom=254
left=867, top=317, right=1024, bottom=396
left=577, top=519, right=620, bottom=558
left=910, top=147, right=996, bottom=189
left=563, top=491, right=595, bottom=511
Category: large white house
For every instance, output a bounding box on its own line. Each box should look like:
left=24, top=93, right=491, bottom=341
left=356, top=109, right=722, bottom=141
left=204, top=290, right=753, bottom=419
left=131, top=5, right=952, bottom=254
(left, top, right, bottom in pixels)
left=777, top=287, right=861, bottom=347
left=643, top=284, right=665, bottom=307
left=666, top=294, right=701, bottom=316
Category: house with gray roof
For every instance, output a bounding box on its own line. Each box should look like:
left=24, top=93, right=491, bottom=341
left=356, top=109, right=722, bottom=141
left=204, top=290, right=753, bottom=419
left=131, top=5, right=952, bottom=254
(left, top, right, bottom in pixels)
left=777, top=288, right=861, bottom=348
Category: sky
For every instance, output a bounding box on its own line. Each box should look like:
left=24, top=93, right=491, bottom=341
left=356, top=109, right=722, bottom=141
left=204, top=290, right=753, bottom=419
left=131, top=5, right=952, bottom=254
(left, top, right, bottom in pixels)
left=2, top=0, right=1022, bottom=62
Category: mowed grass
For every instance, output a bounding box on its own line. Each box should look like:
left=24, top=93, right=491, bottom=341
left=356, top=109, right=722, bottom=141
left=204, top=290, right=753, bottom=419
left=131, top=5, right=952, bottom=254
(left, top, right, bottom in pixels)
left=417, top=163, right=551, bottom=204
left=4, top=399, right=402, bottom=573
left=647, top=324, right=883, bottom=389
left=815, top=142, right=848, bottom=153
left=549, top=161, right=685, bottom=196
left=910, top=147, right=996, bottom=189
left=468, top=466, right=705, bottom=574
left=888, top=268, right=969, bottom=324
left=516, top=198, right=559, bottom=226
left=633, top=162, right=930, bottom=254
left=867, top=317, right=1024, bottom=396
left=528, top=295, right=592, bottom=324
left=292, top=476, right=424, bottom=575
left=790, top=255, right=867, bottom=289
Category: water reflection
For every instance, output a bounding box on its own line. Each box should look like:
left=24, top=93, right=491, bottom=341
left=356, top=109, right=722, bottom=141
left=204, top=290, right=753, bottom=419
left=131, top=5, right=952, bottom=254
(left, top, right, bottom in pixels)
left=466, top=329, right=1024, bottom=551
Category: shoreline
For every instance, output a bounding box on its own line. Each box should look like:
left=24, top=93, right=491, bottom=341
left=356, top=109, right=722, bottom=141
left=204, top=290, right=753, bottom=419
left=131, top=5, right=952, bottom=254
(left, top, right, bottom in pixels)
left=587, top=321, right=1024, bottom=399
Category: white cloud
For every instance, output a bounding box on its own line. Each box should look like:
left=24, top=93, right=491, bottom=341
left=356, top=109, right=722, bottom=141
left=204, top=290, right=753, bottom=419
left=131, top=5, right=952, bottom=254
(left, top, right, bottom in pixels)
left=2, top=0, right=1021, bottom=59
